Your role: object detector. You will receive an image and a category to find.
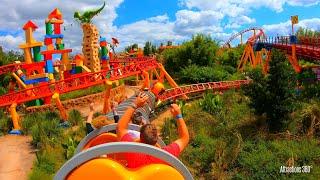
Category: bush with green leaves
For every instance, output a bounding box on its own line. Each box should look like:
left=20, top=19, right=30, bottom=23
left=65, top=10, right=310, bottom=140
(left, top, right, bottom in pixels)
left=199, top=93, right=223, bottom=116
left=179, top=64, right=231, bottom=84
left=62, top=137, right=80, bottom=160
left=162, top=34, right=219, bottom=75
left=68, top=109, right=83, bottom=126
left=0, top=110, right=12, bottom=135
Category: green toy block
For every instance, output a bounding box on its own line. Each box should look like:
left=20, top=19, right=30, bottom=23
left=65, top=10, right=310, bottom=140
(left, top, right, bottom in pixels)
left=45, top=22, right=53, bottom=35
left=101, top=46, right=108, bottom=56
left=56, top=44, right=65, bottom=50
left=33, top=46, right=41, bottom=62
left=75, top=66, right=82, bottom=73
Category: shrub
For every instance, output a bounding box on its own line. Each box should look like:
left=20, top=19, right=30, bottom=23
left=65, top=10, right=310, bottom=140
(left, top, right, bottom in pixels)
left=68, top=109, right=82, bottom=126
left=200, top=93, right=223, bottom=116
left=0, top=110, right=12, bottom=135
left=179, top=65, right=230, bottom=84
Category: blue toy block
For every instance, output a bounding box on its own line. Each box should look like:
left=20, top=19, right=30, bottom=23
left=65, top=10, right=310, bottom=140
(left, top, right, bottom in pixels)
left=9, top=129, right=22, bottom=135
left=45, top=34, right=64, bottom=39
left=100, top=37, right=106, bottom=42
left=45, top=60, right=54, bottom=73
left=24, top=77, right=49, bottom=85
left=70, top=67, right=76, bottom=75
left=101, top=55, right=109, bottom=60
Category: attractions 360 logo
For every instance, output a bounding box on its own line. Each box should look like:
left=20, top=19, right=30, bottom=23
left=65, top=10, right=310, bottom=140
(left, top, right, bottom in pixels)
left=279, top=165, right=312, bottom=173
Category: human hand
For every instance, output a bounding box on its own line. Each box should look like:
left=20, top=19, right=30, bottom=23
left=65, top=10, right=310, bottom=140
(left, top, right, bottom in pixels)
left=135, top=92, right=149, bottom=108
left=170, top=104, right=182, bottom=117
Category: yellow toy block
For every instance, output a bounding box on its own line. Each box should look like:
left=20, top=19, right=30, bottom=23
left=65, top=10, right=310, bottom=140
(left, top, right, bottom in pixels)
left=48, top=73, right=54, bottom=80
left=23, top=48, right=32, bottom=64
left=26, top=73, right=48, bottom=80
left=47, top=44, right=55, bottom=51
left=61, top=53, right=69, bottom=62
left=19, top=42, right=43, bottom=49
left=56, top=38, right=63, bottom=44
left=25, top=29, right=35, bottom=44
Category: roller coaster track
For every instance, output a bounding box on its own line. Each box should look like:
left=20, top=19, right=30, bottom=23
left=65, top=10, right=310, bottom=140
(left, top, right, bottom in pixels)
left=0, top=59, right=158, bottom=107
left=158, top=80, right=251, bottom=101
left=258, top=36, right=320, bottom=61
left=0, top=62, right=24, bottom=76
left=222, top=27, right=265, bottom=48
left=0, top=57, right=152, bottom=76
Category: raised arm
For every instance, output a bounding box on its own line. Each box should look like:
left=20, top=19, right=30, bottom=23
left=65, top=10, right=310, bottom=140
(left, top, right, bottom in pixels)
left=170, top=104, right=190, bottom=152
left=117, top=93, right=149, bottom=140
left=85, top=103, right=95, bottom=134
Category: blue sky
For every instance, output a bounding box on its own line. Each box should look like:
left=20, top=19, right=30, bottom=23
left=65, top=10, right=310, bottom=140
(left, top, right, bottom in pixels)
left=0, top=0, right=319, bottom=52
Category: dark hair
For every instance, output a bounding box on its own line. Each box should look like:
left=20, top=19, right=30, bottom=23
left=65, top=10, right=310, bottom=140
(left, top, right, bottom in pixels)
left=133, top=112, right=144, bottom=125
left=140, top=124, right=158, bottom=145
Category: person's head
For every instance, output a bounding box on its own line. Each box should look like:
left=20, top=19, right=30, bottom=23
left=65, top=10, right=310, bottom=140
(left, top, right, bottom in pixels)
left=151, top=82, right=165, bottom=96
left=132, top=112, right=146, bottom=125
left=140, top=124, right=158, bottom=145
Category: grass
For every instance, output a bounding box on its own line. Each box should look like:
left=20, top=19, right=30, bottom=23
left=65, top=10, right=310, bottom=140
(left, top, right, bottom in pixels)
left=0, top=109, right=12, bottom=135
left=18, top=109, right=86, bottom=179
left=60, top=85, right=105, bottom=101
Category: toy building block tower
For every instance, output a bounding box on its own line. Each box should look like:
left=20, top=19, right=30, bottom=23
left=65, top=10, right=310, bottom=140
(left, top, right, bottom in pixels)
left=99, top=37, right=110, bottom=69
left=18, top=21, right=49, bottom=85
left=82, top=23, right=101, bottom=72
left=19, top=21, right=43, bottom=64
left=42, top=8, right=72, bottom=80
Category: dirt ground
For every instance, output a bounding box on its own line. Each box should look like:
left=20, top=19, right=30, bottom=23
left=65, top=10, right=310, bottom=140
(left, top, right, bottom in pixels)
left=0, top=135, right=35, bottom=180
left=77, top=86, right=136, bottom=117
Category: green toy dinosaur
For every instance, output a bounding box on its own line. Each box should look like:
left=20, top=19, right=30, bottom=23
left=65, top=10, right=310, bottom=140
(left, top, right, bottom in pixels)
left=74, top=1, right=106, bottom=23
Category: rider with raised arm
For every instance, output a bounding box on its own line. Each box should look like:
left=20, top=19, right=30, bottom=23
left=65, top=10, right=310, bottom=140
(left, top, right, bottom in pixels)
left=117, top=92, right=189, bottom=168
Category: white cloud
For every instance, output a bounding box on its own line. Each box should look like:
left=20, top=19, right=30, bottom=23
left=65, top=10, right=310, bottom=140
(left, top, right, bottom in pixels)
left=263, top=18, right=320, bottom=36
left=180, top=0, right=320, bottom=13
left=0, top=35, right=24, bottom=51
left=174, top=10, right=223, bottom=36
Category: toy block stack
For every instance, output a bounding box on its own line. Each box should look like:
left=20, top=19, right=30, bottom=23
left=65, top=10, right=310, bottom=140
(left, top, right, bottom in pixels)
left=99, top=37, right=109, bottom=69
left=18, top=21, right=48, bottom=85
left=43, top=8, right=72, bottom=80
left=82, top=23, right=101, bottom=73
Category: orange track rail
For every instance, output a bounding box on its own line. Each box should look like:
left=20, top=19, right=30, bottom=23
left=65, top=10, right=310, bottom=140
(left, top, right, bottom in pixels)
left=158, top=80, right=251, bottom=101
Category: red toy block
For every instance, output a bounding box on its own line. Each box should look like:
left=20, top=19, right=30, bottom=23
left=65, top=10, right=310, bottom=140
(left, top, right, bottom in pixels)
left=23, top=20, right=38, bottom=30
left=43, top=53, right=53, bottom=60
left=44, top=38, right=53, bottom=45
left=21, top=62, right=45, bottom=76
left=100, top=41, right=107, bottom=47
left=54, top=23, right=61, bottom=34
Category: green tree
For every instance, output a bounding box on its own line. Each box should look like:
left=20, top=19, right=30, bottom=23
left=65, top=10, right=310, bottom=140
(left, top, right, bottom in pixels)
left=143, top=41, right=152, bottom=56
left=243, top=49, right=296, bottom=132
left=125, top=44, right=138, bottom=52
left=162, top=34, right=219, bottom=74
